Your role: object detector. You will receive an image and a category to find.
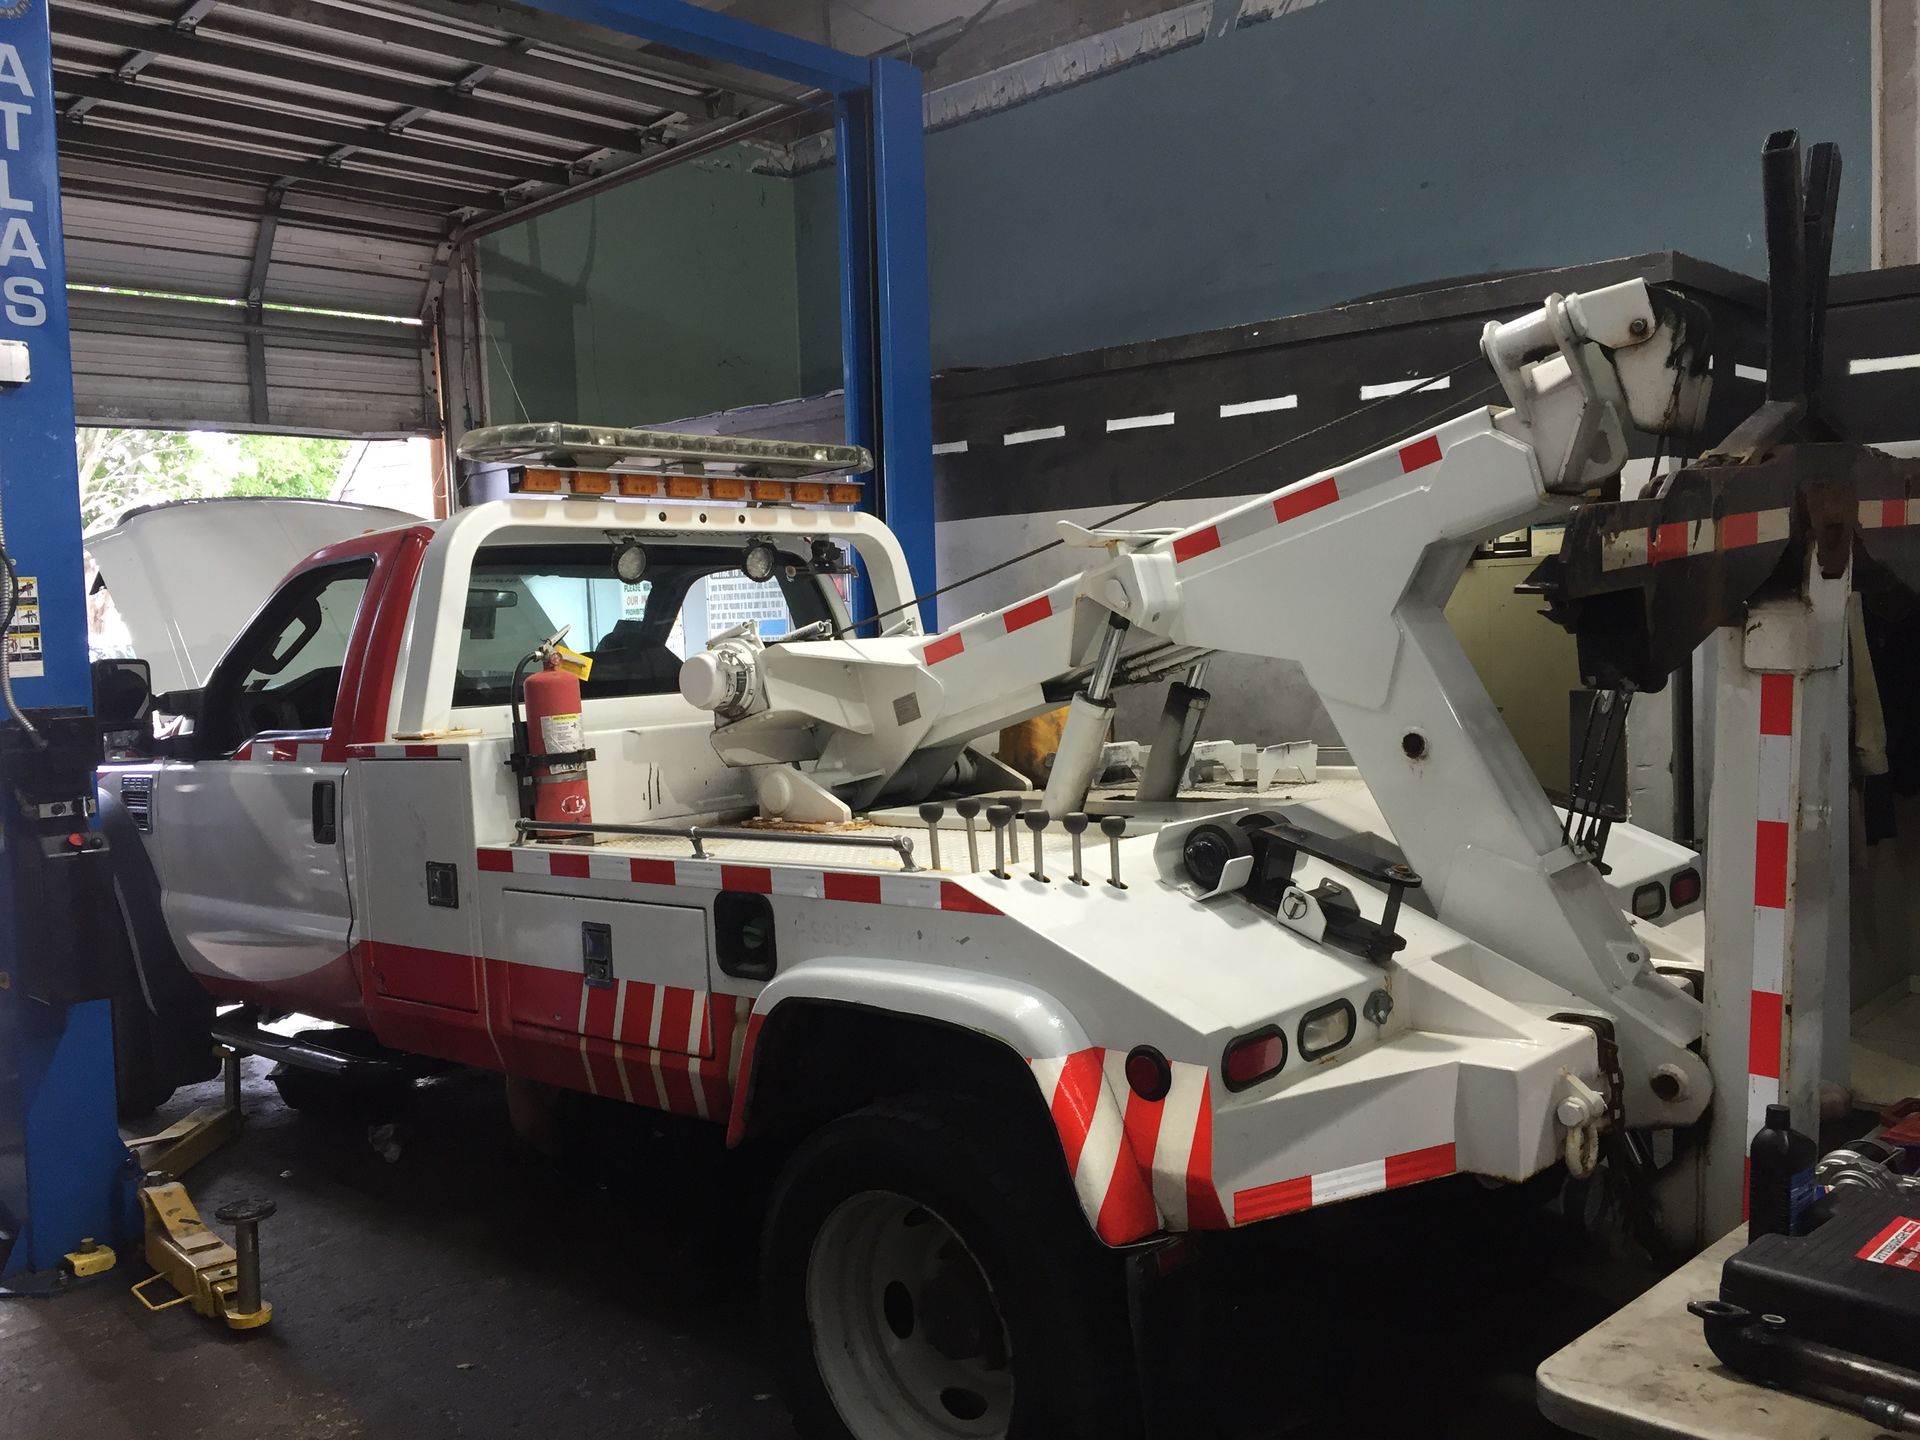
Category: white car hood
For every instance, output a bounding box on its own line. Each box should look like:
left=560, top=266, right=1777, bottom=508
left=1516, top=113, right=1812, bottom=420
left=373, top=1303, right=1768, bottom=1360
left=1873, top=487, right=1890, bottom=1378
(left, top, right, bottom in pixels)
left=86, top=498, right=418, bottom=693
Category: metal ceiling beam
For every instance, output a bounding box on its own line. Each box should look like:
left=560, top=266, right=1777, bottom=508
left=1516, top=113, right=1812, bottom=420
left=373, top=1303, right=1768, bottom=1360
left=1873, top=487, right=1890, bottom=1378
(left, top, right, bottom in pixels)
left=453, top=93, right=803, bottom=241
left=488, top=0, right=869, bottom=94
left=57, top=118, right=501, bottom=212
left=244, top=182, right=285, bottom=423
left=57, top=11, right=659, bottom=156
left=385, top=0, right=805, bottom=109
left=54, top=68, right=572, bottom=186
left=203, top=0, right=721, bottom=120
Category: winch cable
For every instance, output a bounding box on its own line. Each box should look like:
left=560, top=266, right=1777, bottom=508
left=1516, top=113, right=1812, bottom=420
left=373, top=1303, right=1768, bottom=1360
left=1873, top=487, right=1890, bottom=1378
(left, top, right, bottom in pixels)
left=842, top=350, right=1502, bottom=637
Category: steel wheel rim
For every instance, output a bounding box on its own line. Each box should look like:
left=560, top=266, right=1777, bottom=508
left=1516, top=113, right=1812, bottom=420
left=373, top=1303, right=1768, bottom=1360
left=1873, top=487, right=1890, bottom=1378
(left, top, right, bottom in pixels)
left=805, top=1190, right=1014, bottom=1440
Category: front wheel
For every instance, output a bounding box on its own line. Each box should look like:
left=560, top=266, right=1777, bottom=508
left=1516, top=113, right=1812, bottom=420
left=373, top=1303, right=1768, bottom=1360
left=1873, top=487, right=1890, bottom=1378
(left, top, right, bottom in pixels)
left=762, top=1095, right=1136, bottom=1440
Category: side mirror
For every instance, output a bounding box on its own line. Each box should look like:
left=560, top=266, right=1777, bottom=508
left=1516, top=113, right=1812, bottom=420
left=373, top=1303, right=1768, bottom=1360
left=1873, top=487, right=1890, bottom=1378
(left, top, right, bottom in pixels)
left=91, top=657, right=152, bottom=724
left=92, top=658, right=153, bottom=761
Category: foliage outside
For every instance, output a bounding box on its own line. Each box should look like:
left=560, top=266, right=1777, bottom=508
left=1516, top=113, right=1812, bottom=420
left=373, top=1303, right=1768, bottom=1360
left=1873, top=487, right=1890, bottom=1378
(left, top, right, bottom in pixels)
left=76, top=428, right=351, bottom=533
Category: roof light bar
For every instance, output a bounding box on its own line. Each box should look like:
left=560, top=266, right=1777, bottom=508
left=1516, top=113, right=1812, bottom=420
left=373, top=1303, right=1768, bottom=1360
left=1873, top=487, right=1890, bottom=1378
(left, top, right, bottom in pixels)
left=506, top=464, right=865, bottom=508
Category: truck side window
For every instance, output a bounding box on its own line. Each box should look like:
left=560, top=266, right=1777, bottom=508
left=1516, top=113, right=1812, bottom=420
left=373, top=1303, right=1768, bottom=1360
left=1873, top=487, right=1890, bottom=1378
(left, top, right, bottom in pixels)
left=203, top=560, right=374, bottom=752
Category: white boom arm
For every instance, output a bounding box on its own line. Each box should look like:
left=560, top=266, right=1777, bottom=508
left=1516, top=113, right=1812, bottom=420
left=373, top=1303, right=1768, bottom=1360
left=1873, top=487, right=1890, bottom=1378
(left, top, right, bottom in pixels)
left=684, top=279, right=1714, bottom=1127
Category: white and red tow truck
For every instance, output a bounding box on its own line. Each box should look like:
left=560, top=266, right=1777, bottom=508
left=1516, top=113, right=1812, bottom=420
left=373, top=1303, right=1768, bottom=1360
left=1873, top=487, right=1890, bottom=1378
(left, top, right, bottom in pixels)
left=98, top=278, right=1719, bottom=1440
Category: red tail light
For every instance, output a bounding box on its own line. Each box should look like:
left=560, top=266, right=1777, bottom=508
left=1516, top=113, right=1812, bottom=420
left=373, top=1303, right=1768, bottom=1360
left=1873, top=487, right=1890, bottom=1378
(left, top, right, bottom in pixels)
left=1124, top=1045, right=1172, bottom=1101
left=1670, top=867, right=1702, bottom=908
left=1222, top=1027, right=1287, bottom=1091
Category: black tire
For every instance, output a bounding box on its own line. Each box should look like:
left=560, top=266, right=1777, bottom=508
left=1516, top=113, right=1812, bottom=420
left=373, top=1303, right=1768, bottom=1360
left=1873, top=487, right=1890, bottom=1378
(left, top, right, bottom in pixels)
left=111, top=994, right=176, bottom=1121
left=762, top=1093, right=1137, bottom=1440
left=270, top=1063, right=412, bottom=1118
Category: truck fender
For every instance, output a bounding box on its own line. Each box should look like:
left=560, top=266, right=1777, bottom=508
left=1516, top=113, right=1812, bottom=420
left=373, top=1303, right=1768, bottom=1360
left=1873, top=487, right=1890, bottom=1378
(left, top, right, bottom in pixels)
left=727, top=959, right=1208, bottom=1246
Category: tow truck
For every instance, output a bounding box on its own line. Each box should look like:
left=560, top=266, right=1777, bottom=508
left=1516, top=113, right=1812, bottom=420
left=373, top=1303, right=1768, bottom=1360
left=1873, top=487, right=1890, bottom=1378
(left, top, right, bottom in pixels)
left=97, top=276, right=1723, bottom=1439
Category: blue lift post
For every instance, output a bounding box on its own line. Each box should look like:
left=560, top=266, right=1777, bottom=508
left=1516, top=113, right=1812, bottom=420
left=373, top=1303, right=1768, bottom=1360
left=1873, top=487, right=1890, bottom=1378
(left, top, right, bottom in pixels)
left=0, top=0, right=936, bottom=1279
left=517, top=0, right=938, bottom=632
left=0, top=0, right=134, bottom=1280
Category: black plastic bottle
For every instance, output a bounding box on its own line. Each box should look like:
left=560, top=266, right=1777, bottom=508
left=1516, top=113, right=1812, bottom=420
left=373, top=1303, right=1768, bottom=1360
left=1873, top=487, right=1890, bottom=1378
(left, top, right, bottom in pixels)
left=1748, top=1103, right=1818, bottom=1241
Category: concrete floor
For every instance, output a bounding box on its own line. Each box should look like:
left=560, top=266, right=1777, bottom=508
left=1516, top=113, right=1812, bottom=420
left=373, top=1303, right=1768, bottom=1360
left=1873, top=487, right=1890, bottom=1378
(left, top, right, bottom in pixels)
left=1, top=1058, right=1657, bottom=1439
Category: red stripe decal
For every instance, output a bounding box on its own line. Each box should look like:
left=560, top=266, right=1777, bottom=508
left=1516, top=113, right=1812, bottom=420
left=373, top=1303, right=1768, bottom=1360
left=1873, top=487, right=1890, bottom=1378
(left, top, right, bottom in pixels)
left=1649, top=522, right=1689, bottom=565
left=1185, top=1076, right=1228, bottom=1229
left=1233, top=1174, right=1314, bottom=1225
left=922, top=633, right=965, bottom=665
left=697, top=993, right=739, bottom=1117
left=1721, top=511, right=1760, bottom=549
left=1748, top=991, right=1784, bottom=1080
left=619, top=981, right=657, bottom=1048
left=1049, top=1049, right=1105, bottom=1174
left=630, top=857, right=676, bottom=886
left=1759, top=673, right=1795, bottom=736
left=1398, top=434, right=1443, bottom=472
left=1384, top=1142, right=1457, bottom=1188
left=823, top=871, right=883, bottom=904
left=1171, top=526, right=1221, bottom=563
left=1096, top=1086, right=1166, bottom=1245
left=1886, top=498, right=1907, bottom=529
left=476, top=849, right=513, bottom=873
left=726, top=1010, right=766, bottom=1147
left=1754, top=821, right=1789, bottom=909
left=404, top=743, right=440, bottom=758
left=549, top=852, right=591, bottom=879
left=939, top=882, right=1003, bottom=915
left=721, top=864, right=772, bottom=894
left=657, top=1050, right=700, bottom=1116
left=272, top=741, right=300, bottom=762
left=1272, top=476, right=1339, bottom=525
left=1002, top=595, right=1053, bottom=633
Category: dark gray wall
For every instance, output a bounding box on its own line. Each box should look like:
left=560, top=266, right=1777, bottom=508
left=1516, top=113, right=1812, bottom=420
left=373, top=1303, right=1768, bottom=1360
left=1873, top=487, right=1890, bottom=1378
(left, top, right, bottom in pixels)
left=797, top=0, right=1872, bottom=389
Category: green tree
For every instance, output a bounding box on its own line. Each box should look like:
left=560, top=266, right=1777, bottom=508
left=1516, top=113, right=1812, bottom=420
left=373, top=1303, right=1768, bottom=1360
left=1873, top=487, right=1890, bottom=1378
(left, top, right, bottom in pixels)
left=229, top=434, right=351, bottom=499
left=75, top=427, right=201, bottom=532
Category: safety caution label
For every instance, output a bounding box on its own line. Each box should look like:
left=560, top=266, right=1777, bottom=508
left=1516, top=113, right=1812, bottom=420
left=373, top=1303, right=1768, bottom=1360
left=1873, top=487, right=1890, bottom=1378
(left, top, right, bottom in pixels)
left=1857, top=1217, right=1920, bottom=1271
left=5, top=572, right=40, bottom=678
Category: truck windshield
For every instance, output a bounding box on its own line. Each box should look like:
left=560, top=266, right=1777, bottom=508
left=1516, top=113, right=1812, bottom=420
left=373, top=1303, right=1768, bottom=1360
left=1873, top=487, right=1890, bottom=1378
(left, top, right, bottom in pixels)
left=453, top=543, right=838, bottom=708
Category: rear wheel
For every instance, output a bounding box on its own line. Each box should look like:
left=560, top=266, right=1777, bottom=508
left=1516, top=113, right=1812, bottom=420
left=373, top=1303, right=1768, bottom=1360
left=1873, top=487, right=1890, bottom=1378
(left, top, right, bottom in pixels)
left=763, top=1095, right=1135, bottom=1440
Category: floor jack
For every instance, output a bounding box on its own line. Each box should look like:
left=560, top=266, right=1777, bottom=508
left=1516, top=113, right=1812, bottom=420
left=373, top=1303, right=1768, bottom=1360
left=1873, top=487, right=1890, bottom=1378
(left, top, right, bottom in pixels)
left=121, top=1045, right=275, bottom=1330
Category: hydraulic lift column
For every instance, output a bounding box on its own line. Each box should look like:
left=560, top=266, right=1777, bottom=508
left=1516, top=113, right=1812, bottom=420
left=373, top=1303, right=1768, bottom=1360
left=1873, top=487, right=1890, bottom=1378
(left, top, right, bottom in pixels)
left=1700, top=566, right=1850, bottom=1238
left=0, top=0, right=135, bottom=1282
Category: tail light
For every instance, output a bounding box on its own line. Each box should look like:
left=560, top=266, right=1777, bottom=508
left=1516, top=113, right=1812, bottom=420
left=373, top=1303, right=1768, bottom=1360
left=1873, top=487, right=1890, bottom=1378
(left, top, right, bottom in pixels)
left=1670, top=867, right=1702, bottom=908
left=1124, top=1045, right=1172, bottom=1101
left=1298, top=999, right=1356, bottom=1059
left=1631, top=881, right=1667, bottom=920
left=1222, top=1027, right=1286, bottom=1091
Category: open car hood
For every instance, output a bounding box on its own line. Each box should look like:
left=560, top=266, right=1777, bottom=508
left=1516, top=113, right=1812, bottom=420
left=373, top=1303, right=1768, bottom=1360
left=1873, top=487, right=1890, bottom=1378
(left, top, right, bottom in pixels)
left=86, top=498, right=418, bottom=694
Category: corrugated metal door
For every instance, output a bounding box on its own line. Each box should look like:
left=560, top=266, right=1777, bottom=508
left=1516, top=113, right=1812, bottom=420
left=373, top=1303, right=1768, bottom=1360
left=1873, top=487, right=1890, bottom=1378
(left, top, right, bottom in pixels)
left=64, top=196, right=438, bottom=437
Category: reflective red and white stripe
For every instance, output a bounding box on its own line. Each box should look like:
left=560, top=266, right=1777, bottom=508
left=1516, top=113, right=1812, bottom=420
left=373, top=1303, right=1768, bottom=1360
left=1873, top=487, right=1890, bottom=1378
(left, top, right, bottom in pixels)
left=921, top=577, right=1075, bottom=668
left=1168, top=431, right=1445, bottom=567
left=1028, top=1048, right=1226, bottom=1245
left=1858, top=497, right=1920, bottom=530
left=1599, top=508, right=1791, bottom=571
left=346, top=742, right=445, bottom=758
left=232, top=739, right=326, bottom=762
left=1746, top=672, right=1795, bottom=1176
left=1231, top=1142, right=1458, bottom=1225
left=475, top=846, right=1002, bottom=916
left=573, top=981, right=750, bottom=1120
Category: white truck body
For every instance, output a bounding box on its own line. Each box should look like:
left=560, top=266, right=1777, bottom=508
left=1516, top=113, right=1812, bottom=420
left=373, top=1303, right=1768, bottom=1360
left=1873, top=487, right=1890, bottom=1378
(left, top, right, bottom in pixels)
left=104, top=280, right=1714, bottom=1259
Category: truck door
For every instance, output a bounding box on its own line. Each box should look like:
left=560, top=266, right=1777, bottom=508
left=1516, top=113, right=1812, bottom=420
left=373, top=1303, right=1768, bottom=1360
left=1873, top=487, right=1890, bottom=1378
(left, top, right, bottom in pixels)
left=149, top=558, right=375, bottom=1015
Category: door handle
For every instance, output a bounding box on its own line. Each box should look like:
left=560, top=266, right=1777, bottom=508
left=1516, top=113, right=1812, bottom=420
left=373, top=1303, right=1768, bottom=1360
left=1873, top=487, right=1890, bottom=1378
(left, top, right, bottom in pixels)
left=311, top=781, right=337, bottom=845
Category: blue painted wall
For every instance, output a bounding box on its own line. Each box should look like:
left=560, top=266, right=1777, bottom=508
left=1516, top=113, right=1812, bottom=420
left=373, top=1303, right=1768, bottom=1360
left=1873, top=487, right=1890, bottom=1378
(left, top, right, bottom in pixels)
left=797, top=0, right=1872, bottom=389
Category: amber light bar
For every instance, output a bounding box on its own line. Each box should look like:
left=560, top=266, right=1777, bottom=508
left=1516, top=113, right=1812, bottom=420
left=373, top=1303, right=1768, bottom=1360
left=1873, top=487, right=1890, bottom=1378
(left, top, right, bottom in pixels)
left=508, top=465, right=865, bottom=507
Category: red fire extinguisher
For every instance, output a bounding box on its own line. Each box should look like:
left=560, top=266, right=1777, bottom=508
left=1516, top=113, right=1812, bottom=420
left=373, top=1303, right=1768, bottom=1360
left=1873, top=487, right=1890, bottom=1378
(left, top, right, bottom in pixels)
left=521, top=651, right=592, bottom=828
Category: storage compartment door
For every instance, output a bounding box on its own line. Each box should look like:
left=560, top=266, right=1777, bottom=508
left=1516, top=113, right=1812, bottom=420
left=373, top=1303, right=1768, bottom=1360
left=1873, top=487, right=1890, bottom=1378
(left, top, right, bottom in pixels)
left=499, top=889, right=712, bottom=1058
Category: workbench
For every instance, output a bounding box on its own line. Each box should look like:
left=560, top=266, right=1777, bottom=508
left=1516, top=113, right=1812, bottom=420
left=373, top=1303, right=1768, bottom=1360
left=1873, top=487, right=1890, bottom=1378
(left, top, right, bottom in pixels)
left=1537, top=1230, right=1885, bottom=1440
